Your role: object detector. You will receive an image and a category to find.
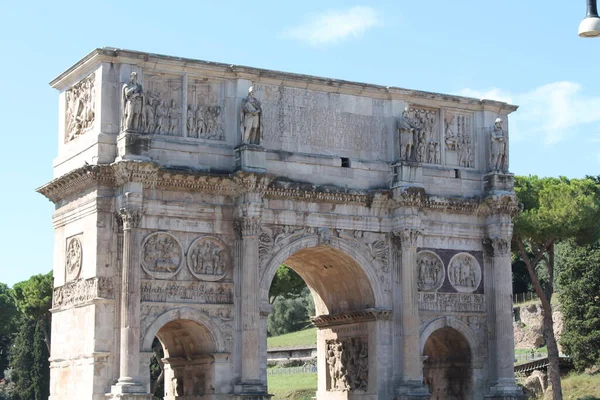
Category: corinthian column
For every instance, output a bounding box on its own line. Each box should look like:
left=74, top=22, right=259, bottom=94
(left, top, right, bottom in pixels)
left=393, top=228, right=429, bottom=399
left=112, top=207, right=147, bottom=395
left=233, top=209, right=268, bottom=396
left=484, top=236, right=522, bottom=398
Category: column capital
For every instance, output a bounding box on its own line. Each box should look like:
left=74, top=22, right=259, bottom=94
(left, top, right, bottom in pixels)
left=483, top=236, right=511, bottom=257
left=234, top=217, right=261, bottom=237
left=392, top=228, right=422, bottom=248
left=117, top=207, right=142, bottom=231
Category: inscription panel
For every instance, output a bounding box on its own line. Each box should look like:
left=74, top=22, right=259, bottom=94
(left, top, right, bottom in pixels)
left=254, top=84, right=388, bottom=158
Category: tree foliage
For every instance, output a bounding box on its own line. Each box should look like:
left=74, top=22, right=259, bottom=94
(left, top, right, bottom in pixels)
left=0, top=284, right=17, bottom=380
left=267, top=287, right=315, bottom=336
left=513, top=175, right=600, bottom=400
left=268, top=265, right=306, bottom=304
left=557, top=240, right=600, bottom=370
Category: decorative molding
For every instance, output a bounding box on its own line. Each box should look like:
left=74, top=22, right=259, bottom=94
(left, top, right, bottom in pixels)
left=52, top=277, right=114, bottom=308
left=312, top=308, right=391, bottom=328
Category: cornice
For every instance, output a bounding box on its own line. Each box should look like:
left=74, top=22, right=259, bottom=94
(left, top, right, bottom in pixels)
left=312, top=308, right=392, bottom=328
left=38, top=163, right=518, bottom=218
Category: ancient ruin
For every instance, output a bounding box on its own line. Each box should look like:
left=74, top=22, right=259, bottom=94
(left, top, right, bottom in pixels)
left=38, top=48, right=522, bottom=399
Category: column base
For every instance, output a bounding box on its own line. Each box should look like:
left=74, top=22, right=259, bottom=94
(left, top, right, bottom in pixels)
left=486, top=382, right=524, bottom=399
left=395, top=381, right=430, bottom=400
left=233, top=382, right=272, bottom=399
left=107, top=381, right=150, bottom=399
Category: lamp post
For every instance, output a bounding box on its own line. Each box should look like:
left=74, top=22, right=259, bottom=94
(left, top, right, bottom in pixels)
left=579, top=0, right=600, bottom=37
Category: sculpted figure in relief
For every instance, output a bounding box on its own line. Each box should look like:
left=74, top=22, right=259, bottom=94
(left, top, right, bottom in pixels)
left=417, top=251, right=444, bottom=291
left=448, top=253, right=481, bottom=293
left=188, top=237, right=229, bottom=280
left=397, top=108, right=415, bottom=160
left=241, top=86, right=262, bottom=145
left=326, top=337, right=368, bottom=392
left=142, top=233, right=182, bottom=277
left=65, top=237, right=82, bottom=281
left=121, top=72, right=144, bottom=132
left=490, top=118, right=507, bottom=171
left=65, top=74, right=95, bottom=141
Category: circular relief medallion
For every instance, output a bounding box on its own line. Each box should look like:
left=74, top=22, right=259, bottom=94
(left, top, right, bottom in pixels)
left=141, top=232, right=183, bottom=279
left=416, top=250, right=444, bottom=291
left=448, top=252, right=481, bottom=293
left=65, top=237, right=82, bottom=281
left=187, top=236, right=230, bottom=281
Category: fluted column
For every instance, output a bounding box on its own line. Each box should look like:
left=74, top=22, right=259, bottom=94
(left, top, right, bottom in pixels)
left=233, top=197, right=268, bottom=396
left=113, top=207, right=146, bottom=394
left=484, top=236, right=522, bottom=398
left=394, top=228, right=429, bottom=398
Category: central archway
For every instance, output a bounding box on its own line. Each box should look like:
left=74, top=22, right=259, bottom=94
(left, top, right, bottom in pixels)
left=261, top=235, right=384, bottom=399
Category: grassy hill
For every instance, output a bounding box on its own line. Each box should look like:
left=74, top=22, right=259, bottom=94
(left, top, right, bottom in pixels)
left=267, top=328, right=316, bottom=349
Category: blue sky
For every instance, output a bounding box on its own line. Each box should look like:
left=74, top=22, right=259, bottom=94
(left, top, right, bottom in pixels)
left=1, top=0, right=598, bottom=286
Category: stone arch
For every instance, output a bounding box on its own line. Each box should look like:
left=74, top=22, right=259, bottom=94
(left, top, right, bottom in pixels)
left=259, top=234, right=385, bottom=313
left=141, top=307, right=227, bottom=353
left=420, top=317, right=479, bottom=360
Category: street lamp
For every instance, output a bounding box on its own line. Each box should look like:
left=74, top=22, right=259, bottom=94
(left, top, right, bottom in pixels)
left=579, top=0, right=600, bottom=37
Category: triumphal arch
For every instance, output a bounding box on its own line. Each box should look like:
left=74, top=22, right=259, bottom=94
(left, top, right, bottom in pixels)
left=38, top=48, right=522, bottom=399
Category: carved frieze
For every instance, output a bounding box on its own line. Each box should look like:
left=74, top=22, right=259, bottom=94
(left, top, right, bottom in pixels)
left=444, top=112, right=473, bottom=168
left=448, top=253, right=481, bottom=293
left=65, top=73, right=95, bottom=142
left=141, top=232, right=183, bottom=279
left=65, top=236, right=83, bottom=281
left=255, top=84, right=386, bottom=155
left=53, top=277, right=114, bottom=308
left=140, top=280, right=233, bottom=304
left=187, top=236, right=230, bottom=281
left=326, top=337, right=368, bottom=392
left=416, top=250, right=444, bottom=292
left=418, top=292, right=485, bottom=312
left=187, top=81, right=224, bottom=140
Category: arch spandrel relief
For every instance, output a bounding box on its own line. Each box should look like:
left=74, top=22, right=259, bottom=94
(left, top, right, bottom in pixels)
left=187, top=236, right=230, bottom=281
left=416, top=250, right=444, bottom=292
left=141, top=232, right=183, bottom=279
left=65, top=236, right=82, bottom=282
left=448, top=252, right=482, bottom=293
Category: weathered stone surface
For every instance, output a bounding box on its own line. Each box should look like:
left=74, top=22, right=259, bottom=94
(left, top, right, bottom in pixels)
left=40, top=48, right=522, bottom=400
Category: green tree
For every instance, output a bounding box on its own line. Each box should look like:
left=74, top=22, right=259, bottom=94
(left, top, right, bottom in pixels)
left=268, top=288, right=315, bottom=336
left=11, top=272, right=53, bottom=353
left=557, top=240, right=600, bottom=370
left=513, top=176, right=600, bottom=400
left=0, top=283, right=17, bottom=379
left=9, top=271, right=53, bottom=400
left=268, top=265, right=306, bottom=304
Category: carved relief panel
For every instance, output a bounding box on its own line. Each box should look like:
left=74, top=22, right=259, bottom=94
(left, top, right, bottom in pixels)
left=417, top=250, right=444, bottom=292
left=141, top=232, right=183, bottom=279
left=187, top=236, right=230, bottom=281
left=448, top=253, right=481, bottom=293
left=65, top=236, right=83, bottom=281
left=407, top=107, right=441, bottom=164
left=187, top=81, right=225, bottom=140
left=65, top=73, right=95, bottom=142
left=444, top=111, right=474, bottom=168
left=142, top=75, right=183, bottom=136
left=326, top=337, right=368, bottom=392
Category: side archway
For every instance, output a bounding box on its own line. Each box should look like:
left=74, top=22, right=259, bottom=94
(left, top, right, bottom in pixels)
left=141, top=307, right=227, bottom=353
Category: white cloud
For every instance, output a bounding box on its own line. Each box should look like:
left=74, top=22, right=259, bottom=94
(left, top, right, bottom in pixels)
left=282, top=6, right=380, bottom=47
left=459, top=82, right=600, bottom=145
